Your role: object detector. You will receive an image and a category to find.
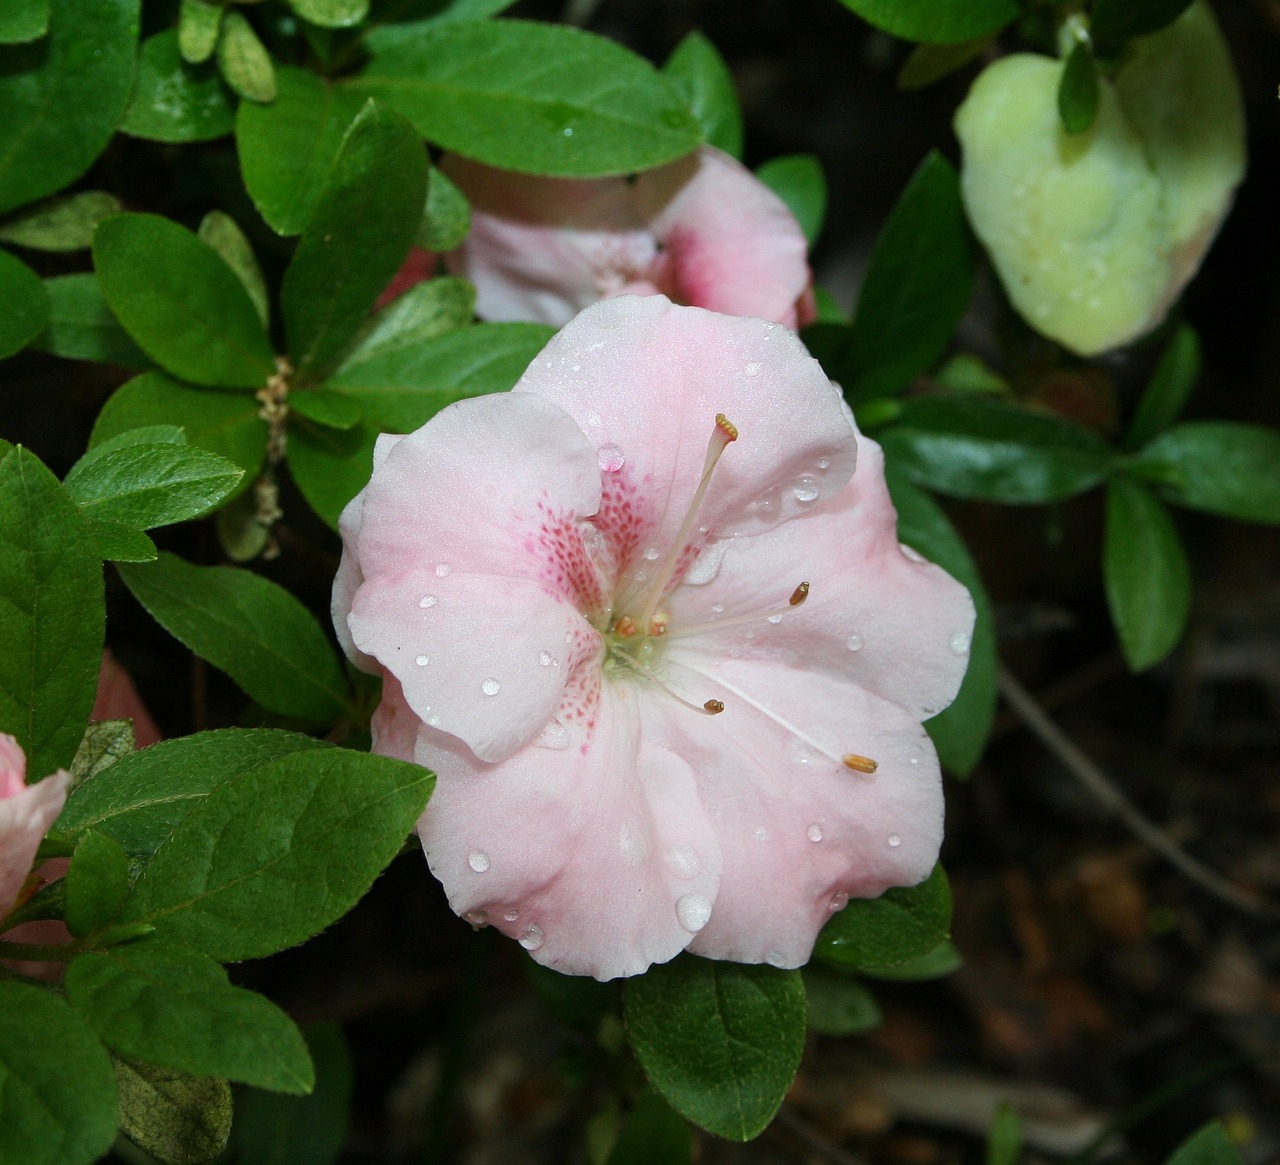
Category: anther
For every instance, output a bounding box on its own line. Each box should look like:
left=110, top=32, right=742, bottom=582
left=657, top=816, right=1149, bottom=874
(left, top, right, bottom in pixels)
left=614, top=615, right=639, bottom=639
left=789, top=582, right=810, bottom=607
left=703, top=700, right=725, bottom=714
left=843, top=753, right=879, bottom=774
left=715, top=413, right=739, bottom=442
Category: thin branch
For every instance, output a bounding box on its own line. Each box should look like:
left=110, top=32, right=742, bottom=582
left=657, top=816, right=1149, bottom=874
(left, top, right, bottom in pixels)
left=997, top=665, right=1278, bottom=921
left=774, top=1106, right=868, bottom=1165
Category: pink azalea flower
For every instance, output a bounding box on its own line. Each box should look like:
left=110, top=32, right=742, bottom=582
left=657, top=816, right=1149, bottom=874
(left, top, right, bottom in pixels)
left=433, top=146, right=815, bottom=329
left=333, top=295, right=972, bottom=980
left=0, top=735, right=70, bottom=923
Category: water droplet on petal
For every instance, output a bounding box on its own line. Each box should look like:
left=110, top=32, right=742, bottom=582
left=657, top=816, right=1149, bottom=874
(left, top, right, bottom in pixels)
left=504, top=909, right=519, bottom=922
left=519, top=924, right=545, bottom=951
left=676, top=893, right=712, bottom=933
left=767, top=614, right=783, bottom=625
left=538, top=650, right=553, bottom=666
left=419, top=594, right=437, bottom=608
left=427, top=714, right=442, bottom=727
left=415, top=655, right=430, bottom=667
left=597, top=443, right=625, bottom=473
left=435, top=563, right=451, bottom=578
left=765, top=951, right=788, bottom=968
left=571, top=364, right=581, bottom=372
left=888, top=834, right=902, bottom=848
left=949, top=631, right=971, bottom=655
left=846, top=633, right=864, bottom=652
left=754, top=487, right=780, bottom=515
left=744, top=362, right=762, bottom=376
left=468, top=850, right=490, bottom=872
left=807, top=823, right=823, bottom=842
left=564, top=631, right=574, bottom=644
left=793, top=476, right=820, bottom=503
left=664, top=845, right=700, bottom=879
left=900, top=543, right=926, bottom=563
left=463, top=909, right=488, bottom=927
left=643, top=546, right=660, bottom=561
left=711, top=603, right=725, bottom=615
left=829, top=892, right=849, bottom=912
left=909, top=756, right=920, bottom=766
left=481, top=678, right=500, bottom=696
left=682, top=539, right=728, bottom=586
left=753, top=825, right=769, bottom=841
left=534, top=719, right=569, bottom=750
left=818, top=457, right=832, bottom=470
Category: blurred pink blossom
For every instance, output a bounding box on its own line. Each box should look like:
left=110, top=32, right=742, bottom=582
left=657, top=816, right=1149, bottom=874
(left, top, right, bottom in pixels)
left=92, top=649, right=162, bottom=747
left=0, top=735, right=69, bottom=924
left=333, top=295, right=971, bottom=980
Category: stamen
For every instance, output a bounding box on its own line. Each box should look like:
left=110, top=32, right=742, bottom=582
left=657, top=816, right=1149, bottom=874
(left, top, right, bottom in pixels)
left=663, top=581, right=810, bottom=642
left=632, top=414, right=738, bottom=633
left=613, top=650, right=726, bottom=716
left=843, top=753, right=879, bottom=774
left=789, top=582, right=810, bottom=607
left=704, top=700, right=725, bottom=714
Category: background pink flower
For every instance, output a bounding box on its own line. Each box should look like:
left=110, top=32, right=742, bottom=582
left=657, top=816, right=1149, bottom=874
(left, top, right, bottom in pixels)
left=333, top=295, right=971, bottom=980
left=0, top=735, right=70, bottom=923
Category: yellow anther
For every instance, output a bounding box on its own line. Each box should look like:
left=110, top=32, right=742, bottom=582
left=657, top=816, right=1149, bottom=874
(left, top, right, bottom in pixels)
left=715, top=413, right=738, bottom=442
left=843, top=753, right=879, bottom=774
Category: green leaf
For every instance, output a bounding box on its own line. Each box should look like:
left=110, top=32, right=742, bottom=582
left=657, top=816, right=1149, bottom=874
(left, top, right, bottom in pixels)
left=0, top=0, right=48, bottom=44
left=877, top=396, right=1113, bottom=503
left=289, top=0, right=369, bottom=28
left=287, top=420, right=378, bottom=531
left=1126, top=325, right=1200, bottom=449
left=92, top=372, right=268, bottom=482
left=987, top=1103, right=1023, bottom=1165
left=30, top=273, right=151, bottom=368
left=329, top=320, right=554, bottom=430
left=117, top=748, right=433, bottom=961
left=289, top=389, right=363, bottom=430
left=118, top=553, right=350, bottom=724
left=363, top=0, right=518, bottom=54
left=57, top=728, right=329, bottom=858
left=93, top=214, right=276, bottom=389
left=114, top=1058, right=232, bottom=1165
left=0, top=191, right=122, bottom=252
left=348, top=276, right=475, bottom=361
left=898, top=38, right=992, bottom=90
left=236, top=66, right=367, bottom=236
left=0, top=447, right=104, bottom=778
left=607, top=1090, right=692, bottom=1165
left=178, top=0, right=223, bottom=64
left=1130, top=422, right=1280, bottom=524
left=885, top=468, right=995, bottom=775
left=0, top=982, right=119, bottom=1165
left=815, top=864, right=951, bottom=972
left=198, top=211, right=269, bottom=328
left=417, top=164, right=471, bottom=251
left=217, top=11, right=276, bottom=103
left=349, top=19, right=702, bottom=177
left=282, top=100, right=428, bottom=381
left=664, top=31, right=743, bottom=160
left=216, top=490, right=273, bottom=563
left=624, top=957, right=806, bottom=1141
left=1057, top=41, right=1099, bottom=135
left=802, top=964, right=882, bottom=1035
left=64, top=829, right=131, bottom=937
left=67, top=941, right=314, bottom=1093
left=88, top=521, right=157, bottom=563
left=860, top=937, right=961, bottom=980
left=1104, top=476, right=1191, bottom=670
left=1164, top=1122, right=1245, bottom=1165
left=1090, top=0, right=1195, bottom=56
left=233, top=1024, right=354, bottom=1165
left=0, top=0, right=139, bottom=215
left=70, top=719, right=137, bottom=784
left=754, top=154, right=826, bottom=248
left=0, top=246, right=48, bottom=358
left=834, top=0, right=1018, bottom=43
left=845, top=152, right=973, bottom=401
left=122, top=30, right=234, bottom=143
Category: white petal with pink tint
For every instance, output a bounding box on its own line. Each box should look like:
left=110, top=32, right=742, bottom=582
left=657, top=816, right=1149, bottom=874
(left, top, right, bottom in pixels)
left=0, top=735, right=70, bottom=919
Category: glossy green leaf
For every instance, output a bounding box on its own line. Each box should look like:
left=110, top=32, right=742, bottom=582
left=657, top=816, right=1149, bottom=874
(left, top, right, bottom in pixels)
left=89, top=522, right=157, bottom=563
left=878, top=396, right=1113, bottom=503
left=217, top=11, right=276, bottom=103
left=30, top=273, right=151, bottom=368
left=845, top=152, right=973, bottom=400
left=1104, top=476, right=1191, bottom=670
left=0, top=447, right=103, bottom=778
left=290, top=388, right=364, bottom=429
left=1126, top=325, right=1201, bottom=449
left=802, top=965, right=882, bottom=1035
left=57, top=729, right=329, bottom=858
left=118, top=553, right=349, bottom=724
left=987, top=1104, right=1023, bottom=1165
left=1164, top=1122, right=1245, bottom=1165
left=1091, top=0, right=1195, bottom=56
left=117, top=748, right=433, bottom=961
left=608, top=1090, right=692, bottom=1165
left=363, top=0, right=518, bottom=54
left=860, top=938, right=962, bottom=980
left=664, top=31, right=743, bottom=159
left=624, top=957, right=806, bottom=1141
left=417, top=164, right=471, bottom=251
left=0, top=191, right=122, bottom=252
left=178, top=0, right=223, bottom=64
left=282, top=101, right=427, bottom=381
left=67, top=942, right=313, bottom=1093
left=0, top=0, right=139, bottom=215
left=287, top=420, right=378, bottom=531
left=289, top=0, right=369, bottom=28
left=198, top=211, right=269, bottom=328
left=114, top=1058, right=232, bottom=1165
left=815, top=864, right=951, bottom=972
left=835, top=0, right=1018, bottom=43
left=1057, top=41, right=1099, bottom=135
left=0, top=0, right=48, bottom=43
left=64, top=829, right=131, bottom=937
left=92, top=372, right=268, bottom=482
left=93, top=214, right=276, bottom=388
left=0, top=247, right=48, bottom=358
left=347, top=276, right=475, bottom=361
left=329, top=320, right=554, bottom=430
left=233, top=1025, right=354, bottom=1165
left=755, top=154, right=826, bottom=248
left=885, top=468, right=995, bottom=775
left=1131, top=422, right=1280, bottom=524
left=236, top=66, right=367, bottom=236
left=122, top=30, right=234, bottom=143
left=0, top=982, right=119, bottom=1165
left=898, top=37, right=992, bottom=90
left=350, top=19, right=702, bottom=177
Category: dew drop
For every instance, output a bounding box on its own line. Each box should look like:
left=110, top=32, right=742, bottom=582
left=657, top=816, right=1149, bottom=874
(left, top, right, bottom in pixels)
left=793, top=476, right=820, bottom=503
left=899, top=543, right=926, bottom=563
left=564, top=631, right=574, bottom=644
left=744, top=362, right=762, bottom=376
left=597, top=443, right=625, bottom=473
left=504, top=909, right=519, bottom=922
left=562, top=126, right=574, bottom=137
left=676, top=893, right=712, bottom=933
left=426, top=714, right=442, bottom=727
left=468, top=850, right=490, bottom=873
left=818, top=457, right=832, bottom=470
left=753, top=825, right=769, bottom=841
left=463, top=909, right=488, bottom=927
left=806, top=823, right=824, bottom=842
left=888, top=834, right=902, bottom=848
left=664, top=845, right=701, bottom=879
left=949, top=631, right=971, bottom=656
left=535, top=719, right=570, bottom=750
left=419, top=594, right=437, bottom=608
left=481, top=678, right=500, bottom=696
left=765, top=951, right=788, bottom=968
left=682, top=539, right=728, bottom=586
left=643, top=546, right=660, bottom=561
left=435, top=563, right=451, bottom=578
left=538, top=650, right=553, bottom=666
left=767, top=614, right=783, bottom=625
left=711, top=603, right=725, bottom=615
left=829, top=892, right=849, bottom=912
left=571, top=364, right=581, bottom=372
left=846, top=633, right=864, bottom=652
left=755, top=487, right=780, bottom=514
left=619, top=822, right=648, bottom=867
left=415, top=655, right=430, bottom=667
left=519, top=924, right=545, bottom=950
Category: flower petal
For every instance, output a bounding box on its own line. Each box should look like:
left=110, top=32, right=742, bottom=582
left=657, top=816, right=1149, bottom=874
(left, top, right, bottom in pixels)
left=0, top=770, right=71, bottom=919
left=0, top=733, right=25, bottom=800
left=415, top=683, right=723, bottom=981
